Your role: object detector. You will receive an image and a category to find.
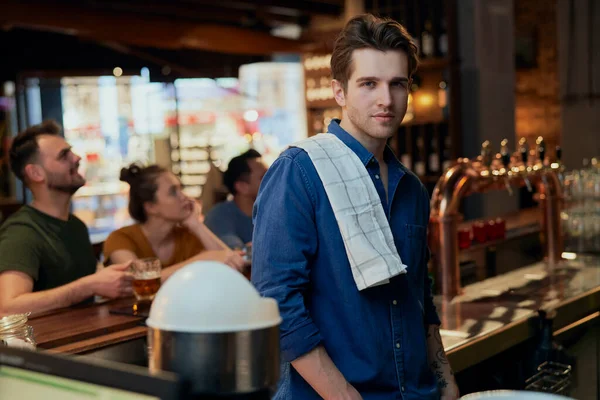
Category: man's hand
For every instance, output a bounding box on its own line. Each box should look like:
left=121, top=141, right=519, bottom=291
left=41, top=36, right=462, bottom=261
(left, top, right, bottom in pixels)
left=331, top=383, right=363, bottom=400
left=86, top=262, right=134, bottom=299
left=181, top=198, right=204, bottom=229
left=291, top=346, right=363, bottom=400
left=440, top=381, right=460, bottom=400
left=213, top=250, right=248, bottom=272
left=195, top=250, right=249, bottom=273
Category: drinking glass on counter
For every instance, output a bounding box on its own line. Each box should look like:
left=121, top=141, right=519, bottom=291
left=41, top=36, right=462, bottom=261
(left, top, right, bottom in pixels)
left=562, top=159, right=600, bottom=254
left=0, top=313, right=36, bottom=350
left=131, top=258, right=162, bottom=302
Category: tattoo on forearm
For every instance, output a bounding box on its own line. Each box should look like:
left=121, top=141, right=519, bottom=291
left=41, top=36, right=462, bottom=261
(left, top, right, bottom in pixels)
left=431, top=361, right=448, bottom=389
left=433, top=329, right=449, bottom=364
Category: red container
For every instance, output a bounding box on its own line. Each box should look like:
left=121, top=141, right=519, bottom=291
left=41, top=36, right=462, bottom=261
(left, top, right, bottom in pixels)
left=495, top=217, right=506, bottom=240
left=486, top=220, right=497, bottom=240
left=458, top=228, right=472, bottom=249
left=472, top=221, right=487, bottom=243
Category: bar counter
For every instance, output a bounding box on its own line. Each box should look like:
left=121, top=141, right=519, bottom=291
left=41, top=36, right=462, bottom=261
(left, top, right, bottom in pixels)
left=28, top=256, right=600, bottom=374
left=441, top=256, right=600, bottom=372
left=29, top=298, right=146, bottom=355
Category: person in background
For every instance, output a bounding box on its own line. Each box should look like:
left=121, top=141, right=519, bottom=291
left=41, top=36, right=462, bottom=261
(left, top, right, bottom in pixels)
left=104, top=163, right=248, bottom=280
left=251, top=14, right=458, bottom=400
left=204, top=149, right=267, bottom=250
left=0, top=120, right=133, bottom=317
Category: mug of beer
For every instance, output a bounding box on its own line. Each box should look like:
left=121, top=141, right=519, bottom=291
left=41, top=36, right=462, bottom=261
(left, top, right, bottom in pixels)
left=131, top=258, right=162, bottom=302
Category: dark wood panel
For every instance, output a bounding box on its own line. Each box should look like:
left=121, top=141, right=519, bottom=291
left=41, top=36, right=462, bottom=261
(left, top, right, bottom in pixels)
left=47, top=326, right=147, bottom=355
left=29, top=298, right=145, bottom=350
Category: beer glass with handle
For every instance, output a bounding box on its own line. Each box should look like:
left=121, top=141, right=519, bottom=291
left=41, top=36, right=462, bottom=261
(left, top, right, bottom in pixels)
left=131, top=257, right=162, bottom=302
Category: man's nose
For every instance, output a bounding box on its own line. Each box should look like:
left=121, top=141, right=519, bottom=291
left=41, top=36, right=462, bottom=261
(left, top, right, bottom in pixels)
left=377, top=86, right=393, bottom=107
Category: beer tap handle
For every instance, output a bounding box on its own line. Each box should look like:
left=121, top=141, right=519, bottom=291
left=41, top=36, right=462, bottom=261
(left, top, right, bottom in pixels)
left=519, top=138, right=533, bottom=192
left=481, top=140, right=492, bottom=168
left=501, top=139, right=513, bottom=195
left=500, top=138, right=511, bottom=168
left=536, top=136, right=546, bottom=165
left=519, top=137, right=529, bottom=165
left=556, top=146, right=562, bottom=162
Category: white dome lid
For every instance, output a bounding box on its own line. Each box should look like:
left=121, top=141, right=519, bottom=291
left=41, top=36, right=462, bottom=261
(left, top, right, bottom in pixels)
left=460, top=390, right=574, bottom=400
left=146, top=261, right=281, bottom=333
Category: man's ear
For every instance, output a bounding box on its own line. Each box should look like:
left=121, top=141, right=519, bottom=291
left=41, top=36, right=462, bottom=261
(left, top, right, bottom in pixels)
left=24, top=164, right=45, bottom=184
left=332, top=79, right=346, bottom=107
left=234, top=180, right=249, bottom=196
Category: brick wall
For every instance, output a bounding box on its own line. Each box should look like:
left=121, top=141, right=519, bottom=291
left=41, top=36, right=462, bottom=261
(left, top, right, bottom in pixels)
left=514, top=0, right=560, bottom=152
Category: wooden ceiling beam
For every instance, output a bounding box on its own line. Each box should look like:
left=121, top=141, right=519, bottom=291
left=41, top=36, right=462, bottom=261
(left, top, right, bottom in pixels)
left=1, top=0, right=309, bottom=54
left=79, top=0, right=308, bottom=26
left=175, top=0, right=342, bottom=17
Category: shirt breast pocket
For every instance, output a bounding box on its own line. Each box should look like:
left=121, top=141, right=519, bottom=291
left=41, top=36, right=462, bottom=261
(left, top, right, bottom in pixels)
left=402, top=224, right=427, bottom=311
left=403, top=224, right=427, bottom=268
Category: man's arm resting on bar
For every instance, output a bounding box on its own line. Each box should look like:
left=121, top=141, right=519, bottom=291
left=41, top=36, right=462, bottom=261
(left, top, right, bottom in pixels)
left=0, top=264, right=133, bottom=316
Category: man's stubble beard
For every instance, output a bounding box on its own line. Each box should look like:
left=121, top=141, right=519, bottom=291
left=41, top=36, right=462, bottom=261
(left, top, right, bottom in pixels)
left=46, top=173, right=85, bottom=195
left=346, top=105, right=401, bottom=140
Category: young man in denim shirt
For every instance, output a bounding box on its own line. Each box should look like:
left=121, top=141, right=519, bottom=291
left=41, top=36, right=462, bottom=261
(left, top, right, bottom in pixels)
left=252, top=14, right=459, bottom=400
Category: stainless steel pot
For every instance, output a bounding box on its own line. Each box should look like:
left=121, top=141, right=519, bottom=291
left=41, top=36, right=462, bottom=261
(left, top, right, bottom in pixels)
left=148, top=325, right=280, bottom=395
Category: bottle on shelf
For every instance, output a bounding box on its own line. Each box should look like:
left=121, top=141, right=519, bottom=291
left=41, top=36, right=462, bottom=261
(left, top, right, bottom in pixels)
left=441, top=123, right=453, bottom=171
left=421, top=20, right=435, bottom=58
left=438, top=18, right=448, bottom=57
left=438, top=79, right=449, bottom=120
left=426, top=124, right=440, bottom=174
left=414, top=129, right=426, bottom=176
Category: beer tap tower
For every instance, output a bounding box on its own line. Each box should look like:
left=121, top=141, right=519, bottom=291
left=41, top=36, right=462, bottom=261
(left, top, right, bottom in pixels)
left=429, top=137, right=564, bottom=298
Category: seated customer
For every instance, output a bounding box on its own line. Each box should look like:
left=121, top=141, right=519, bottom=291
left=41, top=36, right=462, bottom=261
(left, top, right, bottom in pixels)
left=204, top=150, right=267, bottom=249
left=0, top=120, right=133, bottom=317
left=104, top=163, right=247, bottom=280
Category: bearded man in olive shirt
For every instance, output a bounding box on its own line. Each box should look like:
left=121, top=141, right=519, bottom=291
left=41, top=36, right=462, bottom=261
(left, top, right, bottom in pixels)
left=0, top=120, right=133, bottom=316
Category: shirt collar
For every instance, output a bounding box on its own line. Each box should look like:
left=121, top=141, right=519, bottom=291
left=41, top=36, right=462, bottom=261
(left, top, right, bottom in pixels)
left=327, top=119, right=376, bottom=166
left=327, top=119, right=406, bottom=174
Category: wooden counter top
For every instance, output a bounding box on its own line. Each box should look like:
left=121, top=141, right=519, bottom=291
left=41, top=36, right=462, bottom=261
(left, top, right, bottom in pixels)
left=29, top=297, right=146, bottom=354
left=27, top=249, right=600, bottom=377
left=438, top=255, right=600, bottom=372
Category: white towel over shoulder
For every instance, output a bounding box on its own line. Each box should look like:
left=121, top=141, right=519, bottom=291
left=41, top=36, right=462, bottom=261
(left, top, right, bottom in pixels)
left=292, top=133, right=407, bottom=291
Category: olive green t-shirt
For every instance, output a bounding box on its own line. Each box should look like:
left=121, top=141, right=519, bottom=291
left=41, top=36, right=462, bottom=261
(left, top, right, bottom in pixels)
left=0, top=205, right=97, bottom=292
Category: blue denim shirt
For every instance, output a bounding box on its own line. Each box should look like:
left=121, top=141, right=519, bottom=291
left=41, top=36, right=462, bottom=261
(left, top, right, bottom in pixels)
left=252, top=120, right=440, bottom=400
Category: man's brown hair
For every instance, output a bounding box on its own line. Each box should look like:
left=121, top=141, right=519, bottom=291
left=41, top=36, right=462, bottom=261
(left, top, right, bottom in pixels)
left=331, top=14, right=419, bottom=90
left=9, top=120, right=62, bottom=182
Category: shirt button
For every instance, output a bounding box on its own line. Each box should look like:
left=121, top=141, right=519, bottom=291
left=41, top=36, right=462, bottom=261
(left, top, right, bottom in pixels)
left=393, top=300, right=397, bottom=305
left=401, top=386, right=405, bottom=392
left=396, top=343, right=400, bottom=349
left=375, top=174, right=380, bottom=179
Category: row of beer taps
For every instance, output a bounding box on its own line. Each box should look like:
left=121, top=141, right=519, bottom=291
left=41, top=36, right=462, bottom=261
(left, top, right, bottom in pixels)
left=429, top=136, right=565, bottom=297
left=455, top=136, right=564, bottom=196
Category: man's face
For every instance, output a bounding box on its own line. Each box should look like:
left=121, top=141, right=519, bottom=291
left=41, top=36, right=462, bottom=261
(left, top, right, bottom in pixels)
left=33, top=135, right=85, bottom=194
left=332, top=48, right=410, bottom=142
left=237, top=158, right=267, bottom=201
